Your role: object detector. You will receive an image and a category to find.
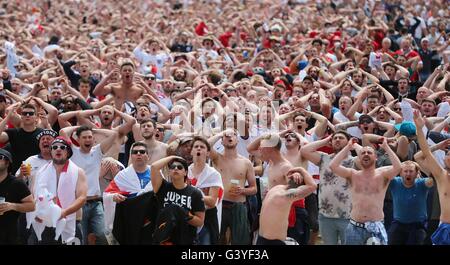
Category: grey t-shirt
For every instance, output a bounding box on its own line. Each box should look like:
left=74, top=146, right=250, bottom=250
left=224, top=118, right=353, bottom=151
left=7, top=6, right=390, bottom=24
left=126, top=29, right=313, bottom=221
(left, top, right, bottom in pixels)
left=318, top=154, right=355, bottom=219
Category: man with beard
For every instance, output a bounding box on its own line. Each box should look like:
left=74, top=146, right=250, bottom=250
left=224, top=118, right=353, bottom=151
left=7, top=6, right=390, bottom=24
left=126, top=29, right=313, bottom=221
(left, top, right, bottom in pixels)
left=75, top=105, right=136, bottom=159
left=329, top=137, right=401, bottom=245
left=93, top=60, right=147, bottom=108
left=301, top=131, right=359, bottom=245
left=31, top=137, right=87, bottom=245
left=134, top=119, right=168, bottom=165
left=172, top=67, right=188, bottom=82
left=59, top=126, right=117, bottom=245
left=387, top=161, right=433, bottom=245
left=208, top=129, right=257, bottom=245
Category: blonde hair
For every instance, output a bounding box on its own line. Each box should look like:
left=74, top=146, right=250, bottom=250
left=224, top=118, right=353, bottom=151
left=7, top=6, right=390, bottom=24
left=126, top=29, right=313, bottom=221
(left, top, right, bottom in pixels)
left=401, top=160, right=422, bottom=177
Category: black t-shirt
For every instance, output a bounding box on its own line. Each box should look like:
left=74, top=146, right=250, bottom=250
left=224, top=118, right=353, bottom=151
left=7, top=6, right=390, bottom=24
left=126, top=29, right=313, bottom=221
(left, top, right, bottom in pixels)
left=0, top=175, right=31, bottom=244
left=156, top=179, right=205, bottom=214
left=155, top=179, right=205, bottom=243
left=418, top=48, right=438, bottom=74
left=5, top=127, right=43, bottom=173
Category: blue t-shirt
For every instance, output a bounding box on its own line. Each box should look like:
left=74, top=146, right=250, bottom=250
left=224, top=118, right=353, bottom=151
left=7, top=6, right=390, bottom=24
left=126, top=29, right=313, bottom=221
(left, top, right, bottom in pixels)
left=390, top=177, right=431, bottom=223
left=137, top=169, right=151, bottom=190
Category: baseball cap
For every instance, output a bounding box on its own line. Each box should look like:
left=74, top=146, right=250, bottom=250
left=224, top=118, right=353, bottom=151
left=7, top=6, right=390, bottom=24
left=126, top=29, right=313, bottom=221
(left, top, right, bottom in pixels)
left=36, top=129, right=58, bottom=142
left=51, top=136, right=73, bottom=158
left=394, top=121, right=417, bottom=137
left=179, top=137, right=193, bottom=145
left=0, top=148, right=12, bottom=163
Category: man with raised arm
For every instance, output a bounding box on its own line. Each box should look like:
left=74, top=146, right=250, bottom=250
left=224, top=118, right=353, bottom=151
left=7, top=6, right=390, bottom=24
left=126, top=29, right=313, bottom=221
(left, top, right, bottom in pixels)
left=257, top=167, right=317, bottom=245
left=208, top=129, right=256, bottom=245
left=329, top=137, right=401, bottom=245
left=413, top=110, right=450, bottom=245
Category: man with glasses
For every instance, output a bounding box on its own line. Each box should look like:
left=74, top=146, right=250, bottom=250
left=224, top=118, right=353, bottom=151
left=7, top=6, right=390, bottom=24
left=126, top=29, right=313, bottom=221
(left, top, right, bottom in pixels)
left=155, top=124, right=166, bottom=142
left=103, top=142, right=153, bottom=239
left=0, top=104, right=43, bottom=173
left=31, top=137, right=87, bottom=245
left=151, top=156, right=205, bottom=244
left=59, top=125, right=117, bottom=245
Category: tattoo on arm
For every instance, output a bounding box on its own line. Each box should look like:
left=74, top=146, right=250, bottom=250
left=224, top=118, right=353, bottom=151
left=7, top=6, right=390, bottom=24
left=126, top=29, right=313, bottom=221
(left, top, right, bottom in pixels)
left=285, top=189, right=300, bottom=199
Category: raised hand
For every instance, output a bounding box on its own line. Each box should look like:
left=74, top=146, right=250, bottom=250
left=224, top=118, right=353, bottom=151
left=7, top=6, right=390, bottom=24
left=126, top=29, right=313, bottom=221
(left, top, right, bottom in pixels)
left=413, top=110, right=425, bottom=129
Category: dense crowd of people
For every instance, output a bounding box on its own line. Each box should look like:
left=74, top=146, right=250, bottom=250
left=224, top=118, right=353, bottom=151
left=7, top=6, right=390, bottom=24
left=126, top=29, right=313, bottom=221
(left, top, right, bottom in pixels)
left=0, top=0, right=450, bottom=245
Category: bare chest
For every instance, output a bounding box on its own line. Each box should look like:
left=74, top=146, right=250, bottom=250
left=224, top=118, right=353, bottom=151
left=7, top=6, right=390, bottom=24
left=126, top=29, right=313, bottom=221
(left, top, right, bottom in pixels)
left=215, top=159, right=247, bottom=182
left=351, top=175, right=387, bottom=195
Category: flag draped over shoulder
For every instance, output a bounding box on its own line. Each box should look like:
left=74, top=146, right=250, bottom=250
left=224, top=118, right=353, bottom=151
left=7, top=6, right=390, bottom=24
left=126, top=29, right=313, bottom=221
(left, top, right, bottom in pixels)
left=103, top=166, right=153, bottom=231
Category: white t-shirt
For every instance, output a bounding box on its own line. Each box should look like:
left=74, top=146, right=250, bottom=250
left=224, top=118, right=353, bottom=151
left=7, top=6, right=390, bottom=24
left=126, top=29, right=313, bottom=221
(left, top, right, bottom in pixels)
left=70, top=145, right=103, bottom=197
left=197, top=48, right=219, bottom=70
left=334, top=111, right=362, bottom=138
left=15, top=155, right=51, bottom=192
left=133, top=47, right=170, bottom=79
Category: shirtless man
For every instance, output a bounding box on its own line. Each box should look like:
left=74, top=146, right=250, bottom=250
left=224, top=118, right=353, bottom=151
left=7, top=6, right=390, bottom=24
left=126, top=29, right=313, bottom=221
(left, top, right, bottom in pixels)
left=329, top=137, right=401, bottom=245
left=413, top=110, right=450, bottom=245
left=279, top=129, right=308, bottom=169
left=93, top=61, right=145, bottom=108
left=133, top=119, right=168, bottom=165
left=208, top=129, right=256, bottom=245
left=257, top=167, right=317, bottom=245
left=247, top=133, right=292, bottom=189
left=75, top=105, right=136, bottom=159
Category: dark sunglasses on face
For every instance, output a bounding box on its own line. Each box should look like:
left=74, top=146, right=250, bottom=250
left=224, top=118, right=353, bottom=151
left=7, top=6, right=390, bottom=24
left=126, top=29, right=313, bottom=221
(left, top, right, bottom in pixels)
left=157, top=128, right=164, bottom=132
left=169, top=164, right=184, bottom=170
left=393, top=108, right=401, bottom=111
left=21, top=111, right=35, bottom=116
left=131, top=149, right=147, bottom=155
left=0, top=154, right=8, bottom=160
left=51, top=145, right=67, bottom=150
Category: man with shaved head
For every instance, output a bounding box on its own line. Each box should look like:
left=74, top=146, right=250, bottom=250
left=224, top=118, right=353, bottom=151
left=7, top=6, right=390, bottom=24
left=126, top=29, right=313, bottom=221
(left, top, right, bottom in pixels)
left=329, top=138, right=401, bottom=245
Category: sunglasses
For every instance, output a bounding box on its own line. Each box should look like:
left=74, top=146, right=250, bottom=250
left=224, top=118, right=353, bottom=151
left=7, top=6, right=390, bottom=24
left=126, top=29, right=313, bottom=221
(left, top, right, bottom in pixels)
left=0, top=154, right=8, bottom=160
left=21, top=111, right=35, bottom=116
left=263, top=59, right=273, bottom=63
left=285, top=133, right=298, bottom=139
left=145, top=76, right=156, bottom=81
left=169, top=164, right=184, bottom=170
left=393, top=108, right=401, bottom=111
left=51, top=145, right=67, bottom=150
left=131, top=149, right=147, bottom=155
left=157, top=128, right=164, bottom=132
